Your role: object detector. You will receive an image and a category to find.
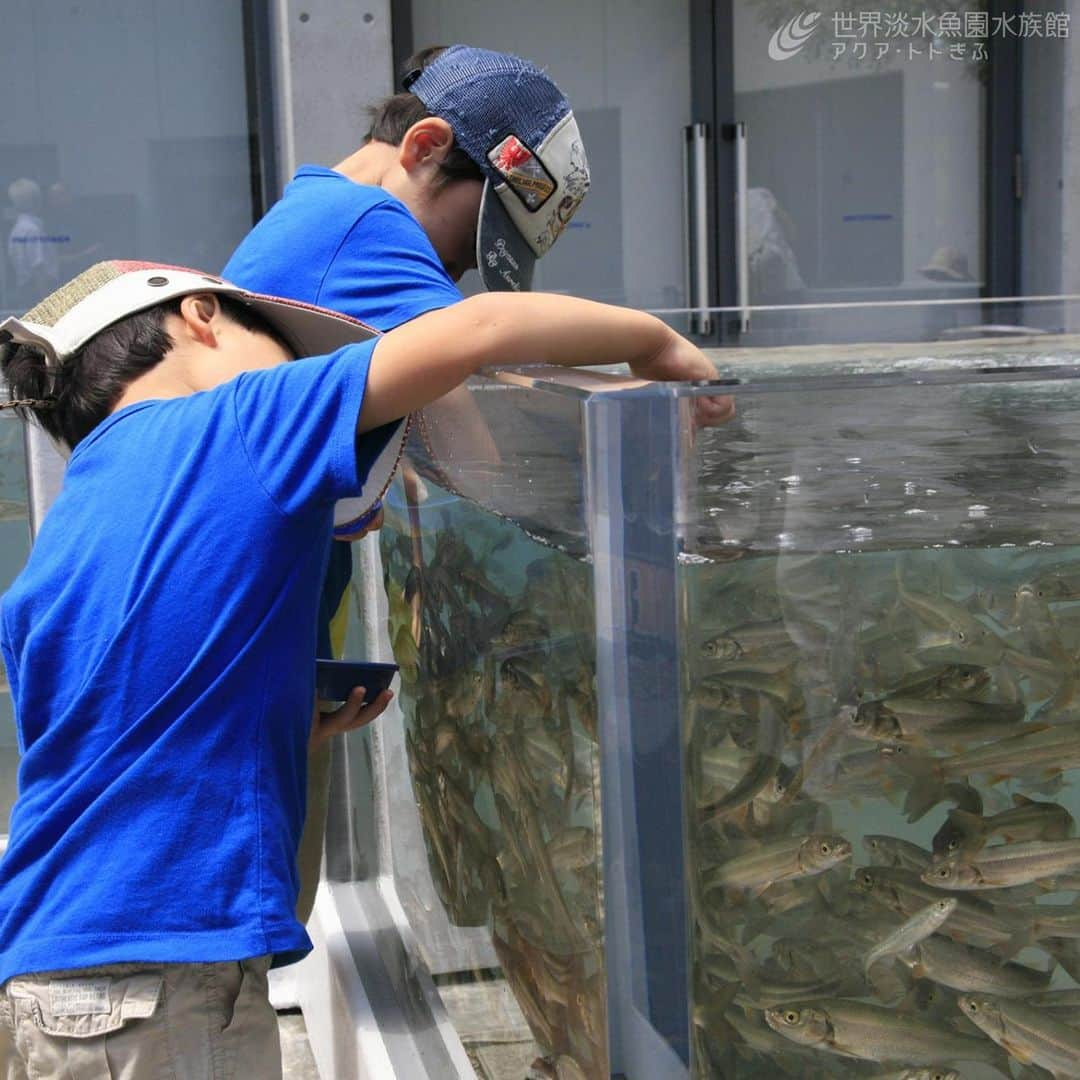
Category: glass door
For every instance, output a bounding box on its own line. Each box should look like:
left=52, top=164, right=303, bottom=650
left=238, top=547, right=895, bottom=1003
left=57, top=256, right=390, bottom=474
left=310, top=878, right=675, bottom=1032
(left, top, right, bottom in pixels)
left=697, top=1, right=1077, bottom=345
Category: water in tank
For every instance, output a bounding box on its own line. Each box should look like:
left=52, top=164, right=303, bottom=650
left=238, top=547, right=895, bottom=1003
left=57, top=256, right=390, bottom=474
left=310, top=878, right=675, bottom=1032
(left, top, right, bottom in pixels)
left=381, top=332, right=1080, bottom=1079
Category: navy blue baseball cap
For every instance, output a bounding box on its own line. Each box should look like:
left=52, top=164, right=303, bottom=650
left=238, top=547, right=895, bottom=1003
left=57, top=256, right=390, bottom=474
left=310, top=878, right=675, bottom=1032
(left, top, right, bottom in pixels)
left=408, top=45, right=591, bottom=292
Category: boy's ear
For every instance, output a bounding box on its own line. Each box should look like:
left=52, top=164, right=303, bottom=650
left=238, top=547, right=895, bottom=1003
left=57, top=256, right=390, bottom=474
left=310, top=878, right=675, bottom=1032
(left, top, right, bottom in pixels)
left=399, top=117, right=455, bottom=174
left=177, top=293, right=222, bottom=345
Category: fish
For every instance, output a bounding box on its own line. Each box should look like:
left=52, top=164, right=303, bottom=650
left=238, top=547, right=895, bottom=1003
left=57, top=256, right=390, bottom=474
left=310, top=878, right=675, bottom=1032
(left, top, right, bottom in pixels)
left=546, top=827, right=595, bottom=873
left=937, top=722, right=1080, bottom=780
left=958, top=993, right=1080, bottom=1077
left=897, top=579, right=1009, bottom=661
left=864, top=898, right=957, bottom=975
left=884, top=664, right=991, bottom=700
left=1011, top=583, right=1071, bottom=664
left=703, top=834, right=851, bottom=893
left=1030, top=567, right=1080, bottom=603
left=853, top=865, right=1028, bottom=947
left=863, top=835, right=934, bottom=873
left=867, top=1071, right=961, bottom=1080
left=849, top=697, right=1025, bottom=745
left=923, top=839, right=1080, bottom=890
left=764, top=999, right=1009, bottom=1066
left=898, top=934, right=1053, bottom=996
left=932, top=794, right=1075, bottom=857
left=699, top=754, right=784, bottom=823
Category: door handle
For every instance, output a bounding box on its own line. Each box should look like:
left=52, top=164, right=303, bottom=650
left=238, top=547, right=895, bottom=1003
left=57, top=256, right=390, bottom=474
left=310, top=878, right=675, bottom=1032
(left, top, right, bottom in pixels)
left=733, top=120, right=750, bottom=334
left=683, top=122, right=713, bottom=336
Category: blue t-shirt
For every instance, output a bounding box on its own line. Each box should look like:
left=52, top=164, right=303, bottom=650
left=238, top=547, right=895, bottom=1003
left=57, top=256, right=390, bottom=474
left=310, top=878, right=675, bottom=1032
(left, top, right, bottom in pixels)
left=224, top=166, right=461, bottom=333
left=224, top=168, right=462, bottom=654
left=0, top=342, right=386, bottom=982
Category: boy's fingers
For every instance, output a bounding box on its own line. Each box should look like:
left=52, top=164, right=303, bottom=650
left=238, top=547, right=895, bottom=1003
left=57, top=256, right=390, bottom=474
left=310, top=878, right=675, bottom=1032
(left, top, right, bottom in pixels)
left=694, top=394, right=736, bottom=427
left=319, top=687, right=393, bottom=738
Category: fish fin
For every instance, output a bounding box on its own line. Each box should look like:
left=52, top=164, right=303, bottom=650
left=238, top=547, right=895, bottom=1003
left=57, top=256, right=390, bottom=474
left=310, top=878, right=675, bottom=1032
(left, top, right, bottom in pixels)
left=1012, top=792, right=1035, bottom=806
left=948, top=808, right=987, bottom=831
left=904, top=778, right=945, bottom=823
left=994, top=929, right=1034, bottom=959
left=999, top=1037, right=1035, bottom=1065
left=945, top=781, right=984, bottom=814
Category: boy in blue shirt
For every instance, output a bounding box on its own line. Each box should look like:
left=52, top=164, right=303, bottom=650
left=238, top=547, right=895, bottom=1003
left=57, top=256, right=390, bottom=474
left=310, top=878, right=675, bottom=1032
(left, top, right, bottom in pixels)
left=0, top=260, right=723, bottom=1077
left=224, top=45, right=598, bottom=917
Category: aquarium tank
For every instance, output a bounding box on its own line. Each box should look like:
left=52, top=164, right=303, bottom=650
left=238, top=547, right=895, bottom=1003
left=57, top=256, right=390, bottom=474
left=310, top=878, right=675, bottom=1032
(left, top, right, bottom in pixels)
left=357, top=314, right=1080, bottom=1080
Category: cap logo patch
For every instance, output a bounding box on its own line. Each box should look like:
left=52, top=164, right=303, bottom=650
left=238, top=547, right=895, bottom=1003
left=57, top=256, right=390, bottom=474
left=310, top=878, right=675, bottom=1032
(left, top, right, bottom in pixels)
left=487, top=135, right=556, bottom=211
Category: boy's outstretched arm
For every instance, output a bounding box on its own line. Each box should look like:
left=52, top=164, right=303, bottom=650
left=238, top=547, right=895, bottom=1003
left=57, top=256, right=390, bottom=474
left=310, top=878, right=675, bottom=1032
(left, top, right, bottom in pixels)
left=358, top=292, right=726, bottom=433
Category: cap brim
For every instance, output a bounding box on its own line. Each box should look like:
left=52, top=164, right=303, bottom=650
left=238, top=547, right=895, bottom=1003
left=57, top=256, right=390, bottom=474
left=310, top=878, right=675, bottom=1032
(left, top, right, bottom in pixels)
left=1, top=266, right=406, bottom=530
left=476, top=181, right=536, bottom=293
left=237, top=291, right=377, bottom=355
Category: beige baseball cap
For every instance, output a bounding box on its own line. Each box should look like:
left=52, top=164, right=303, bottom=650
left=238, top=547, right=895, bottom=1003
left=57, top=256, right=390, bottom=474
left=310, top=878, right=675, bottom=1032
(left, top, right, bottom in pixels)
left=0, top=260, right=404, bottom=535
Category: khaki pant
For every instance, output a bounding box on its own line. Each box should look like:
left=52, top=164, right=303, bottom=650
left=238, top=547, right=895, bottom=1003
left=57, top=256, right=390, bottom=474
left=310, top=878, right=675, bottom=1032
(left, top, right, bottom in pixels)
left=0, top=956, right=281, bottom=1080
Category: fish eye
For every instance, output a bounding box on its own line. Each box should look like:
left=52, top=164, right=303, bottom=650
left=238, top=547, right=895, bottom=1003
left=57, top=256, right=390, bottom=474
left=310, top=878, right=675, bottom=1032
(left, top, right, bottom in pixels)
left=784, top=1010, right=799, bottom=1024
left=947, top=838, right=960, bottom=851
left=966, top=1001, right=978, bottom=1013
left=937, top=867, right=950, bottom=878
left=957, top=630, right=966, bottom=641
left=859, top=871, right=872, bottom=885
left=820, top=842, right=831, bottom=854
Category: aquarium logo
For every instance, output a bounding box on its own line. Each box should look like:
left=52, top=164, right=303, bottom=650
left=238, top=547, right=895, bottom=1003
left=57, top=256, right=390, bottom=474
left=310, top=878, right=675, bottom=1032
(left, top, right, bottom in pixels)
left=768, top=11, right=823, bottom=60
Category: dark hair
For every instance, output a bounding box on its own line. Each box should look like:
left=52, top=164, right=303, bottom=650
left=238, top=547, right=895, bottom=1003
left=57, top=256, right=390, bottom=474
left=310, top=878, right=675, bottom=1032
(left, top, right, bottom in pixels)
left=365, top=46, right=485, bottom=188
left=2, top=295, right=283, bottom=450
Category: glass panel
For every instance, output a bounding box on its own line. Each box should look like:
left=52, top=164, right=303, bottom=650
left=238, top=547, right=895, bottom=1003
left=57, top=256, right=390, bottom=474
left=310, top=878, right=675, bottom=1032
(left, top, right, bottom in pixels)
left=389, top=328, right=1080, bottom=1077
left=378, top=404, right=607, bottom=1077
left=0, top=0, right=257, bottom=315
left=656, top=295, right=1080, bottom=349
left=1021, top=12, right=1079, bottom=298
left=0, top=417, right=30, bottom=832
left=733, top=2, right=987, bottom=306
left=682, top=346, right=1080, bottom=1076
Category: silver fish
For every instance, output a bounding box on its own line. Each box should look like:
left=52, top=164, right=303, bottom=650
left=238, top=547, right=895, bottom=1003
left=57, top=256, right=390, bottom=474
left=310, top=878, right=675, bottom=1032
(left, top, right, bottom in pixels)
left=898, top=934, right=1053, bottom=996
left=1030, top=567, right=1080, bottom=602
left=764, top=1000, right=1008, bottom=1066
left=932, top=793, right=1075, bottom=857
left=864, top=835, right=934, bottom=873
left=884, top=664, right=991, bottom=700
left=703, top=834, right=851, bottom=892
left=1011, top=583, right=1070, bottom=664
left=938, top=722, right=1080, bottom=780
left=867, top=1071, right=961, bottom=1080
left=864, top=898, right=957, bottom=976
left=849, top=698, right=1024, bottom=745
left=853, top=865, right=1027, bottom=947
left=898, top=580, right=1008, bottom=660
left=924, top=839, right=1080, bottom=890
left=958, top=993, right=1080, bottom=1077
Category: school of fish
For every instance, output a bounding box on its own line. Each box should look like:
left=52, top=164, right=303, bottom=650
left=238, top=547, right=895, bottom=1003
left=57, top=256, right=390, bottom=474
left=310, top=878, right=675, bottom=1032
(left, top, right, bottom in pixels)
left=382, top=474, right=1080, bottom=1080
left=688, top=548, right=1080, bottom=1078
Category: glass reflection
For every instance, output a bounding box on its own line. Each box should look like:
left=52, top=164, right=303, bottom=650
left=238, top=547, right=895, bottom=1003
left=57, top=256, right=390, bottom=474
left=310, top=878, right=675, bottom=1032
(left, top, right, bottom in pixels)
left=380, top=474, right=608, bottom=1079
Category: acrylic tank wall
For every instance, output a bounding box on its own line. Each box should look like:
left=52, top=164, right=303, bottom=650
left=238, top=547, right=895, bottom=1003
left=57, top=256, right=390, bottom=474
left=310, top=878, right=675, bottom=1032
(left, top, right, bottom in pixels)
left=365, top=327, right=1080, bottom=1080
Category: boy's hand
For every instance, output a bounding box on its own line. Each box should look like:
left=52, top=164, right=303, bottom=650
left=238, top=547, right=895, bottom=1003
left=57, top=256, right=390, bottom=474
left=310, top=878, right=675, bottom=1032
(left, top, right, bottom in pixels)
left=310, top=686, right=393, bottom=752
left=629, top=328, right=735, bottom=428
